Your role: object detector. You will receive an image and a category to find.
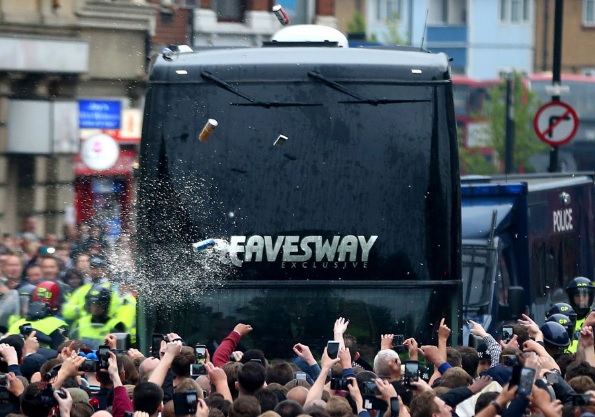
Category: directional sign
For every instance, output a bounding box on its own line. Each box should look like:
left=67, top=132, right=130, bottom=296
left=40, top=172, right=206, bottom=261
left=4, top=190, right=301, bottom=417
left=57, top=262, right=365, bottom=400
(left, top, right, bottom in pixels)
left=533, top=100, right=579, bottom=146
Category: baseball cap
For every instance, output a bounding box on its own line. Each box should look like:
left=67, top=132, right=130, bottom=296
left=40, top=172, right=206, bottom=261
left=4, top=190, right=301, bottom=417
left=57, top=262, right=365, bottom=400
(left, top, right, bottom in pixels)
left=477, top=343, right=491, bottom=361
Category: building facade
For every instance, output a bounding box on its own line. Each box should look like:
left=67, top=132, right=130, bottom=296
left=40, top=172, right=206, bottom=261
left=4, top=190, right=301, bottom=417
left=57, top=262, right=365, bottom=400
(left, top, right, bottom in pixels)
left=366, top=0, right=535, bottom=79
left=0, top=0, right=155, bottom=238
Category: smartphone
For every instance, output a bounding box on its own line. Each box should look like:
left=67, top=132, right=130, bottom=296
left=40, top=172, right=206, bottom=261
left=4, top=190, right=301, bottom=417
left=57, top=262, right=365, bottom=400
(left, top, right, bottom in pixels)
left=546, top=372, right=558, bottom=384
left=573, top=393, right=592, bottom=406
left=502, top=355, right=519, bottom=367
left=79, top=359, right=99, bottom=373
left=173, top=391, right=198, bottom=416
left=393, top=334, right=405, bottom=347
left=404, top=360, right=419, bottom=386
left=508, top=364, right=522, bottom=387
left=327, top=341, right=340, bottom=359
left=363, top=380, right=380, bottom=395
left=189, top=363, right=206, bottom=376
left=195, top=344, right=207, bottom=364
left=97, top=345, right=110, bottom=370
left=501, top=326, right=514, bottom=343
left=151, top=334, right=165, bottom=358
left=517, top=367, right=536, bottom=396
left=295, top=372, right=307, bottom=381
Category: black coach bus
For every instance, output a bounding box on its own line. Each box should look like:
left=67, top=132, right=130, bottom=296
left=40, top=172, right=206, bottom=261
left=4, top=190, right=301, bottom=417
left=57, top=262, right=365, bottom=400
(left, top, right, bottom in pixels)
left=135, top=26, right=462, bottom=359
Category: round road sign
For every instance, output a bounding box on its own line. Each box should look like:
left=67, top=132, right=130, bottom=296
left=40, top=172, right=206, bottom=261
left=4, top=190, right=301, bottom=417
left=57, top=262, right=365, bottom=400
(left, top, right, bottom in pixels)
left=533, top=100, right=579, bottom=146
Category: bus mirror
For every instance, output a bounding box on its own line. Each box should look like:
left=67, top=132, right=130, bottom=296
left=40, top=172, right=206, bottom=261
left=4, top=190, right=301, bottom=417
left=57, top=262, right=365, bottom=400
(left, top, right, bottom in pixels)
left=507, top=286, right=525, bottom=319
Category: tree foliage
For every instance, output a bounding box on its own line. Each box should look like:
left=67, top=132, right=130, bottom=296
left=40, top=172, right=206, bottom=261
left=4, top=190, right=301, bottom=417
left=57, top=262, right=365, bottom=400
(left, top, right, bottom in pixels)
left=482, top=72, right=548, bottom=172
left=384, top=12, right=406, bottom=45
left=347, top=11, right=366, bottom=35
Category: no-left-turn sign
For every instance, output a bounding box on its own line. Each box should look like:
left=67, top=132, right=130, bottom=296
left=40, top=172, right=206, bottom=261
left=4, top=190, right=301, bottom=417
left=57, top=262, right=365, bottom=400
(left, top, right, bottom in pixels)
left=533, top=100, right=579, bottom=146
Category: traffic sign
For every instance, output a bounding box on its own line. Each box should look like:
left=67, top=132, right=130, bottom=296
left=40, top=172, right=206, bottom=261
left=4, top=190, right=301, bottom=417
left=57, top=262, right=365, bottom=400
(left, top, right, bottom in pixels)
left=533, top=100, right=579, bottom=146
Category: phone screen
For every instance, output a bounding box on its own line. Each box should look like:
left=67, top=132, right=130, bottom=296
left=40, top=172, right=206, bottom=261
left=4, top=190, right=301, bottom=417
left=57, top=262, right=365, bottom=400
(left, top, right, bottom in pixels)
left=405, top=360, right=419, bottom=382
left=518, top=367, right=536, bottom=396
left=173, top=391, right=198, bottom=416
left=98, top=346, right=110, bottom=369
left=502, top=326, right=514, bottom=343
left=393, top=335, right=404, bottom=346
left=327, top=341, right=340, bottom=359
left=152, top=334, right=164, bottom=358
left=195, top=345, right=207, bottom=364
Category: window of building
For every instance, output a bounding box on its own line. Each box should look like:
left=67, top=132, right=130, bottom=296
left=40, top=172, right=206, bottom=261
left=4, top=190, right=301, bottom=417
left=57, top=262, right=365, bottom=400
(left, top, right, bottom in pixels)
left=211, top=0, right=246, bottom=22
left=499, top=0, right=530, bottom=23
left=376, top=0, right=402, bottom=21
left=585, top=0, right=595, bottom=25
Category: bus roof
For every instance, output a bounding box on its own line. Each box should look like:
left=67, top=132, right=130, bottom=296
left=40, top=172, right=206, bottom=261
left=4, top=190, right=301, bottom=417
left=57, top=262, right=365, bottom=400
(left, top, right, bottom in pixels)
left=150, top=47, right=451, bottom=83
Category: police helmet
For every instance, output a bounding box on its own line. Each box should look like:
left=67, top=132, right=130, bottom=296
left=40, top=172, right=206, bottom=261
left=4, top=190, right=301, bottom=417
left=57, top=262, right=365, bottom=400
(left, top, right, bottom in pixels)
left=540, top=321, right=571, bottom=348
left=546, top=313, right=574, bottom=342
left=546, top=302, right=577, bottom=325
left=89, top=255, right=108, bottom=269
left=85, top=284, right=111, bottom=313
left=565, top=276, right=595, bottom=317
left=32, top=281, right=61, bottom=313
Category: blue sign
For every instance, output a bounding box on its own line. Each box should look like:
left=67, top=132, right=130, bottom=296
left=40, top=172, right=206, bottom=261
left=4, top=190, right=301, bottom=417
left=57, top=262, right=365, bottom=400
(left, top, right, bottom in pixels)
left=79, top=100, right=121, bottom=129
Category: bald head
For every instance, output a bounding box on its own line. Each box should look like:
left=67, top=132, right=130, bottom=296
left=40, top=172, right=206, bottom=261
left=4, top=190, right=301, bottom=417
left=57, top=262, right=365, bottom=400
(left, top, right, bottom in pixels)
left=92, top=411, right=113, bottom=417
left=139, top=357, right=160, bottom=381
left=286, top=386, right=309, bottom=406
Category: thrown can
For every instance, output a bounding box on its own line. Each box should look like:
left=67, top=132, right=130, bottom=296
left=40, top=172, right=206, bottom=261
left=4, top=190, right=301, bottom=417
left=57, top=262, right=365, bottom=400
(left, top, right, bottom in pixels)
left=274, top=134, right=288, bottom=146
left=192, top=239, right=216, bottom=252
left=199, top=119, right=218, bottom=142
left=272, top=4, right=290, bottom=25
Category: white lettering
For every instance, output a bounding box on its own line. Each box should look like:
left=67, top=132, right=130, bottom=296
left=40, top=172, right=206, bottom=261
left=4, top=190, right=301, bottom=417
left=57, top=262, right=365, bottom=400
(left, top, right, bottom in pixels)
left=553, top=208, right=573, bottom=232
left=337, top=235, right=358, bottom=262
left=222, top=235, right=378, bottom=267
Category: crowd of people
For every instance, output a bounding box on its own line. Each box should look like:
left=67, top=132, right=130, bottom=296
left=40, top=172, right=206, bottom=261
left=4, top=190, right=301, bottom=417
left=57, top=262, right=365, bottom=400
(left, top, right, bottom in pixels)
left=0, top=217, right=136, bottom=352
left=1, top=217, right=595, bottom=417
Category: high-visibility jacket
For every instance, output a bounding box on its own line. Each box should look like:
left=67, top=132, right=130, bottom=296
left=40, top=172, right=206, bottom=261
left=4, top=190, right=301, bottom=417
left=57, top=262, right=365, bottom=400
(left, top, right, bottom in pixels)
left=70, top=315, right=125, bottom=350
left=567, top=316, right=586, bottom=353
left=62, top=282, right=120, bottom=323
left=8, top=316, right=68, bottom=350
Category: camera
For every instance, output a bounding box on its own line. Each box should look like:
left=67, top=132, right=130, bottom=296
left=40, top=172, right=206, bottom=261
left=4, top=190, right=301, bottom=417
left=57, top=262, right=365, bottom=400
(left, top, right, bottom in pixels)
left=79, top=359, right=99, bottom=373
left=38, top=386, right=66, bottom=408
left=19, top=323, right=33, bottom=337
left=330, top=378, right=351, bottom=391
left=573, top=394, right=592, bottom=406
left=173, top=391, right=198, bottom=416
left=501, top=326, right=514, bottom=343
left=124, top=412, right=134, bottom=417
left=546, top=372, right=558, bottom=384
left=363, top=380, right=380, bottom=396
left=44, top=364, right=61, bottom=382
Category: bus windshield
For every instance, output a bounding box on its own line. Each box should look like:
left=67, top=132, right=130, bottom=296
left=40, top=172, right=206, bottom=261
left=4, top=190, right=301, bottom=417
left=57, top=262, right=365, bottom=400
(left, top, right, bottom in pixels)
left=137, top=46, right=461, bottom=356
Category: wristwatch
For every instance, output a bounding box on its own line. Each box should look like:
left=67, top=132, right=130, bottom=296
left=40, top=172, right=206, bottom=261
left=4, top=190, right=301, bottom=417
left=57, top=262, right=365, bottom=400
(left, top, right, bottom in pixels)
left=490, top=400, right=503, bottom=414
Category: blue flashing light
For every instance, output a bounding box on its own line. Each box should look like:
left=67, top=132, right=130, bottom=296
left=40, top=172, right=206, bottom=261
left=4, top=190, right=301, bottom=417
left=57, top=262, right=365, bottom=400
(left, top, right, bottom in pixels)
left=461, top=183, right=526, bottom=197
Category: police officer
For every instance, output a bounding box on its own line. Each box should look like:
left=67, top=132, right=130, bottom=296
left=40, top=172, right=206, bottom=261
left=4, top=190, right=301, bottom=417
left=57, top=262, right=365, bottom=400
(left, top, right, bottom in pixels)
left=69, top=284, right=126, bottom=350
left=565, top=277, right=594, bottom=353
left=546, top=303, right=577, bottom=352
left=540, top=321, right=571, bottom=358
left=62, top=255, right=120, bottom=324
left=7, top=281, right=68, bottom=350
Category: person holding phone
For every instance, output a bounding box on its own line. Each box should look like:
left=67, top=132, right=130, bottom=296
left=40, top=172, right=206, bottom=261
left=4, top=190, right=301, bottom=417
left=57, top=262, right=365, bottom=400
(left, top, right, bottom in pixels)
left=210, top=323, right=253, bottom=367
left=107, top=350, right=134, bottom=417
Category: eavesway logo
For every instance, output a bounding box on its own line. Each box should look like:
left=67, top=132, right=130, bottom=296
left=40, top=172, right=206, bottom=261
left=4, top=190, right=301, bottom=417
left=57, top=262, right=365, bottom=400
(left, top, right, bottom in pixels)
left=215, top=235, right=378, bottom=268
